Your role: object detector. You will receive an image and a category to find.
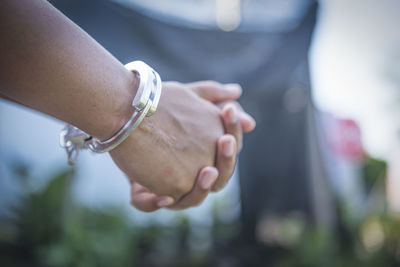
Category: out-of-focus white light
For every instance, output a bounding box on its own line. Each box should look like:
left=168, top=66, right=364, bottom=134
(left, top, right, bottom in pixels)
left=216, top=0, right=241, bottom=31
left=361, top=218, right=385, bottom=253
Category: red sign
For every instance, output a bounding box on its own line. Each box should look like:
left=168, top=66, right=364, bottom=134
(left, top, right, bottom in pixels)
left=330, top=119, right=364, bottom=161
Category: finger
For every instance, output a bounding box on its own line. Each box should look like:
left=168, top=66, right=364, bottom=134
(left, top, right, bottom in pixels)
left=187, top=81, right=242, bottom=103
left=130, top=181, right=174, bottom=212
left=217, top=101, right=256, bottom=134
left=130, top=181, right=160, bottom=212
left=221, top=103, right=243, bottom=152
left=239, top=112, right=256, bottom=133
left=168, top=167, right=218, bottom=210
left=212, top=135, right=237, bottom=192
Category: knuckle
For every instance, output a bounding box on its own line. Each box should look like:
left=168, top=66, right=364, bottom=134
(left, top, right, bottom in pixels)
left=130, top=201, right=157, bottom=213
left=203, top=80, right=222, bottom=89
left=214, top=90, right=226, bottom=99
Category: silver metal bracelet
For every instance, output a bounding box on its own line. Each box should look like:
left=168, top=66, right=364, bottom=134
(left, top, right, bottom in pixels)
left=60, top=61, right=162, bottom=165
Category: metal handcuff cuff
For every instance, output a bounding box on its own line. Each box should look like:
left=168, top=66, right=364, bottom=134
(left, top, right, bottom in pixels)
left=60, top=61, right=162, bottom=165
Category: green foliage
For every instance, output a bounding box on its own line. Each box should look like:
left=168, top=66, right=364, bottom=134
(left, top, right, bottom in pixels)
left=363, top=157, right=387, bottom=194
left=1, top=156, right=399, bottom=266
left=0, top=167, right=208, bottom=267
left=272, top=156, right=400, bottom=267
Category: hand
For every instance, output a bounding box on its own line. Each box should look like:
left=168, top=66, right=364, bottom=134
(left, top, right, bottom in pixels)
left=129, top=81, right=256, bottom=211
left=187, top=81, right=256, bottom=191
left=109, top=81, right=225, bottom=202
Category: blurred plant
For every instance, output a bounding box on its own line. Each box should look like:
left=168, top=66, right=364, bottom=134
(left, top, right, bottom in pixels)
left=264, top=156, right=400, bottom=267
left=0, top=155, right=399, bottom=267
left=363, top=157, right=387, bottom=195
left=0, top=164, right=209, bottom=267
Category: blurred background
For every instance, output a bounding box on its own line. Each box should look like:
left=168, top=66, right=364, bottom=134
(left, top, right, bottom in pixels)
left=1, top=0, right=399, bottom=266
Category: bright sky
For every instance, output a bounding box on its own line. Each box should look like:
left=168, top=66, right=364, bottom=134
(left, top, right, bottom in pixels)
left=311, top=0, right=400, bottom=159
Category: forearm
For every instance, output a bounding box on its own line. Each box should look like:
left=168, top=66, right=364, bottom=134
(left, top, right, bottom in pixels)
left=0, top=0, right=137, bottom=140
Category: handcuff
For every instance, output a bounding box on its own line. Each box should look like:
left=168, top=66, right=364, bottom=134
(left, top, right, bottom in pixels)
left=59, top=61, right=162, bottom=165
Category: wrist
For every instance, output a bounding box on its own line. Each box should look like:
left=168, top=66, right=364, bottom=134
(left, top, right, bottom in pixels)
left=87, top=69, right=139, bottom=141
left=60, top=60, right=162, bottom=164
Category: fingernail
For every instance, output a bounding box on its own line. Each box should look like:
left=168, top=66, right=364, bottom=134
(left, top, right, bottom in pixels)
left=224, top=84, right=242, bottom=95
left=243, top=113, right=256, bottom=127
left=157, top=197, right=174, bottom=207
left=223, top=139, right=235, bottom=157
left=201, top=170, right=217, bottom=190
left=227, top=105, right=238, bottom=124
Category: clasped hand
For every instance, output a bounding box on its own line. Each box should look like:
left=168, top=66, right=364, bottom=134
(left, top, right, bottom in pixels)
left=110, top=81, right=255, bottom=211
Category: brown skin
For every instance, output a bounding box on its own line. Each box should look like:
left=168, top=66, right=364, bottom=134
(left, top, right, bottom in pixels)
left=0, top=0, right=256, bottom=210
left=110, top=82, right=224, bottom=199
left=0, top=0, right=136, bottom=140
left=130, top=82, right=256, bottom=211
